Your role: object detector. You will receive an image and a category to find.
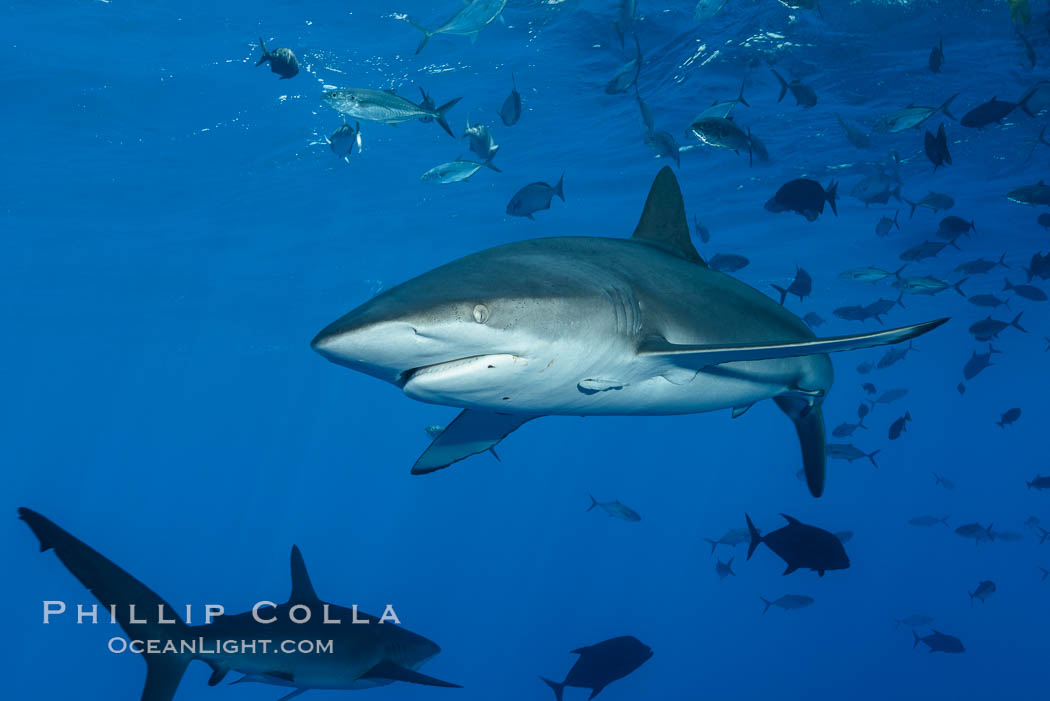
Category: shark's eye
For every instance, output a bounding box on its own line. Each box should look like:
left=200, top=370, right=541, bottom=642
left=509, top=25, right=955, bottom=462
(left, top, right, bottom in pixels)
left=472, top=304, right=490, bottom=324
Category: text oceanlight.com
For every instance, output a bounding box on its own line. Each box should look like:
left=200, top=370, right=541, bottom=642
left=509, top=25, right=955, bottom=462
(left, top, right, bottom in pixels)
left=108, top=638, right=334, bottom=655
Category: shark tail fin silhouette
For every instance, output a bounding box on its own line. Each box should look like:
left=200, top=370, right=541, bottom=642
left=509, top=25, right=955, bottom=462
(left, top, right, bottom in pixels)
left=18, top=507, right=192, bottom=701
left=745, top=513, right=763, bottom=560
left=541, top=677, right=566, bottom=701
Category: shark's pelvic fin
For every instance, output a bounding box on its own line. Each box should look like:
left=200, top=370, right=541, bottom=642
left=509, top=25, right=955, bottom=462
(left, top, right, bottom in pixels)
left=631, top=166, right=706, bottom=266
left=775, top=396, right=826, bottom=498
left=637, top=318, right=948, bottom=364
left=411, top=409, right=540, bottom=474
left=289, top=545, right=319, bottom=603
left=360, top=660, right=462, bottom=688
left=18, top=507, right=192, bottom=701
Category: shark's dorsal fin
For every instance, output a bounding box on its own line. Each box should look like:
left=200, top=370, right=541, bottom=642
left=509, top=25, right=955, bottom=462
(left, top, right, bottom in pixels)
left=780, top=513, right=802, bottom=525
left=289, top=545, right=319, bottom=602
left=632, top=167, right=706, bottom=266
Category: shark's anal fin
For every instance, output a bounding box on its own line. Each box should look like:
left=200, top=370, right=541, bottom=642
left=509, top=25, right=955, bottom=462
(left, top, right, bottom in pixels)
left=360, top=660, right=462, bottom=688
left=288, top=545, right=319, bottom=603
left=632, top=166, right=706, bottom=266
left=637, top=318, right=948, bottom=365
left=775, top=396, right=826, bottom=498
left=411, top=409, right=540, bottom=475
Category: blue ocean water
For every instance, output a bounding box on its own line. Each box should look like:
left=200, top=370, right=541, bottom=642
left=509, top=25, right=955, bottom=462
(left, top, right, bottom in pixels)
left=4, top=0, right=1050, bottom=699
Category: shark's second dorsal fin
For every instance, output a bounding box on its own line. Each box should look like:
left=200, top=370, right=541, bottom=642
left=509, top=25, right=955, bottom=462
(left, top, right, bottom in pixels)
left=632, top=166, right=705, bottom=266
left=289, top=545, right=319, bottom=602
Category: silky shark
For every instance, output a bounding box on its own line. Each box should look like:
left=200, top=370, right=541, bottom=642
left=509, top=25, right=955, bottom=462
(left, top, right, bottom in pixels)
left=312, top=167, right=947, bottom=496
left=18, top=508, right=460, bottom=701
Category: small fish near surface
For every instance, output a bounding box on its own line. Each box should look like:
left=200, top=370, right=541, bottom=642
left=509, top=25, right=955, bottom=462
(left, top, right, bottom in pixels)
left=256, top=37, right=299, bottom=79
left=403, top=0, right=507, bottom=54
left=828, top=443, right=880, bottom=467
left=908, top=515, right=950, bottom=528
left=541, top=636, right=652, bottom=701
left=690, top=116, right=753, bottom=164
left=969, top=580, right=996, bottom=604
left=605, top=35, right=643, bottom=95
left=771, top=69, right=817, bottom=107
left=745, top=513, right=850, bottom=577
left=707, top=253, right=750, bottom=272
left=326, top=120, right=362, bottom=163
left=913, top=630, right=965, bottom=653
left=506, top=174, right=565, bottom=219
left=963, top=346, right=1000, bottom=380
left=955, top=254, right=1006, bottom=275
left=422, top=157, right=500, bottom=184
left=888, top=411, right=911, bottom=440
left=500, top=73, right=522, bottom=126
left=587, top=494, right=641, bottom=522
left=924, top=123, right=952, bottom=170
left=905, top=192, right=954, bottom=217
left=715, top=557, right=736, bottom=579
left=1003, top=278, right=1048, bottom=301
left=321, top=88, right=461, bottom=137
left=997, top=407, right=1021, bottom=427
left=1007, top=180, right=1050, bottom=205
left=463, top=120, right=499, bottom=161
left=760, top=594, right=814, bottom=613
left=929, top=37, right=945, bottom=73
left=766, top=179, right=838, bottom=221
left=772, top=267, right=812, bottom=304
left=969, top=313, right=1026, bottom=341
left=873, top=94, right=958, bottom=133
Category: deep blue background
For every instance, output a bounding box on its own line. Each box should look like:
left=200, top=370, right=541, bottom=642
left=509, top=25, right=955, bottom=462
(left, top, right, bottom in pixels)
left=3, top=1, right=1049, bottom=699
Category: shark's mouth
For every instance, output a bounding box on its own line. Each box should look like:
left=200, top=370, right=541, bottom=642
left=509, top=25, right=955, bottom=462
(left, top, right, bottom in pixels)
left=401, top=354, right=527, bottom=398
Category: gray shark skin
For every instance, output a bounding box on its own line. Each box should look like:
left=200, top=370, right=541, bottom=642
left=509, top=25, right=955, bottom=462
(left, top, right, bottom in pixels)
left=312, top=167, right=947, bottom=497
left=18, top=508, right=460, bottom=701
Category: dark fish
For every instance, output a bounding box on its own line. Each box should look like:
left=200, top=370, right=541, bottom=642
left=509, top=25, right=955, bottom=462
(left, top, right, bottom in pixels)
left=969, top=313, right=1026, bottom=341
left=827, top=443, right=880, bottom=467
left=256, top=37, right=299, bottom=79
left=908, top=515, right=950, bottom=528
left=862, top=383, right=876, bottom=395
left=857, top=361, right=874, bottom=374
left=957, top=382, right=966, bottom=394
left=1027, top=475, right=1050, bottom=490
left=875, top=210, right=900, bottom=236
left=707, top=253, right=750, bottom=272
left=833, top=304, right=871, bottom=322
left=899, top=239, right=959, bottom=262
left=877, top=341, right=915, bottom=368
left=929, top=37, right=944, bottom=73
left=858, top=401, right=871, bottom=420
left=924, top=123, right=952, bottom=170
left=955, top=254, right=1008, bottom=275
left=771, top=69, right=817, bottom=108
left=888, top=411, right=911, bottom=440
left=905, top=192, right=954, bottom=217
left=803, top=312, right=825, bottom=328
left=760, top=594, right=814, bottom=613
left=955, top=522, right=994, bottom=544
left=1007, top=181, right=1050, bottom=205
left=326, top=120, right=362, bottom=163
left=963, top=346, right=1000, bottom=380
left=874, top=388, right=908, bottom=405
left=933, top=472, right=956, bottom=490
left=1003, top=278, right=1048, bottom=301
left=938, top=215, right=974, bottom=237
left=866, top=297, right=905, bottom=325
left=587, top=494, right=641, bottom=522
left=969, top=580, right=996, bottom=604
left=500, top=73, right=522, bottom=126
left=704, top=527, right=751, bottom=554
left=541, top=636, right=652, bottom=701
left=765, top=179, right=838, bottom=221
left=715, top=557, right=736, bottom=579
left=832, top=421, right=865, bottom=438
left=1039, top=213, right=1050, bottom=228
left=745, top=514, right=850, bottom=576
left=960, top=97, right=1023, bottom=128
left=913, top=630, right=965, bottom=653
left=693, top=214, right=711, bottom=243
left=997, top=407, right=1021, bottom=427
left=771, top=267, right=812, bottom=304
left=1026, top=251, right=1050, bottom=280
left=507, top=174, right=565, bottom=220
left=967, top=293, right=1010, bottom=308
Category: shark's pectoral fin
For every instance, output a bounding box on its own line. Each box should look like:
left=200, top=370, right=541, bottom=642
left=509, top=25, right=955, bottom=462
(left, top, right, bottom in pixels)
left=361, top=660, right=462, bottom=688
left=276, top=690, right=307, bottom=701
left=411, top=409, right=540, bottom=475
left=637, top=318, right=948, bottom=365
left=207, top=665, right=229, bottom=686
left=731, top=404, right=753, bottom=419
left=775, top=396, right=826, bottom=498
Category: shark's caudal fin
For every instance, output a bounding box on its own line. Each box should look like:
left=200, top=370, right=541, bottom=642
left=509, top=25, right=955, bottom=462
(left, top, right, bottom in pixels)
left=774, top=396, right=826, bottom=497
left=745, top=513, right=763, bottom=560
left=412, top=409, right=540, bottom=474
left=632, top=167, right=706, bottom=265
left=637, top=318, right=948, bottom=365
left=18, top=508, right=192, bottom=701
left=361, top=660, right=462, bottom=688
